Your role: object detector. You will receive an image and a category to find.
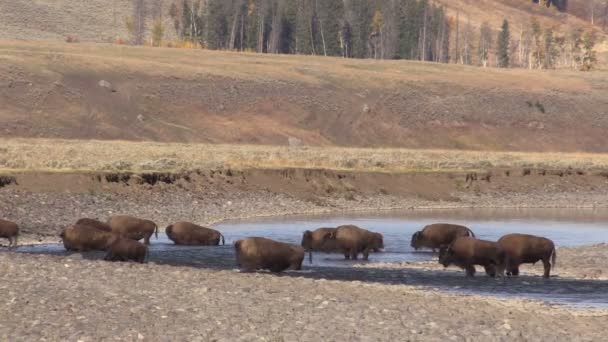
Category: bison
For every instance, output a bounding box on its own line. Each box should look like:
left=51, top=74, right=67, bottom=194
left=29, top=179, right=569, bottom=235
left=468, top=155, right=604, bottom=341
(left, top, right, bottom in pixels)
left=107, top=215, right=158, bottom=245
left=301, top=227, right=338, bottom=263
left=411, top=223, right=475, bottom=252
left=334, top=225, right=384, bottom=261
left=165, top=222, right=225, bottom=246
left=0, top=219, right=19, bottom=249
left=104, top=238, right=148, bottom=263
left=234, top=237, right=305, bottom=272
left=497, top=233, right=556, bottom=278
left=439, top=237, right=506, bottom=278
left=60, top=224, right=119, bottom=252
left=76, top=218, right=112, bottom=232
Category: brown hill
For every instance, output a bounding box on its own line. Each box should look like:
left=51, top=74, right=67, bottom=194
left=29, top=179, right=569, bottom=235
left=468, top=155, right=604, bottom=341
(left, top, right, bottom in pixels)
left=1, top=41, right=607, bottom=152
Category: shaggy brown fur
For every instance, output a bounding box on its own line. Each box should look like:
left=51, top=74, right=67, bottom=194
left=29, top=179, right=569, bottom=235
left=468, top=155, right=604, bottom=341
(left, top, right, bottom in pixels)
left=334, top=225, right=384, bottom=261
left=439, top=237, right=506, bottom=278
left=165, top=222, right=225, bottom=246
left=234, top=237, right=305, bottom=273
left=107, top=215, right=158, bottom=245
left=498, top=233, right=556, bottom=278
left=411, top=223, right=475, bottom=252
left=104, top=238, right=148, bottom=263
left=0, top=219, right=19, bottom=248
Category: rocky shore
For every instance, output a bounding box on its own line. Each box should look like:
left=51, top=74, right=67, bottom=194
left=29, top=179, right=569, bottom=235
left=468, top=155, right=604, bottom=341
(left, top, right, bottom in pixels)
left=1, top=172, right=608, bottom=340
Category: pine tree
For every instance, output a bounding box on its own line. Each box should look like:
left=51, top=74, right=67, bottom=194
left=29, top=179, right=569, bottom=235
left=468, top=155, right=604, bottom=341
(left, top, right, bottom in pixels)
left=316, top=0, right=344, bottom=56
left=206, top=0, right=229, bottom=49
left=497, top=19, right=510, bottom=68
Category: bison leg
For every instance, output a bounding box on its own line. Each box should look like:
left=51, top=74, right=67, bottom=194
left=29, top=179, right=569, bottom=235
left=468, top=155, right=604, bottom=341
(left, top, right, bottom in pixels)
left=9, top=236, right=17, bottom=249
left=362, top=248, right=372, bottom=261
left=465, top=265, right=476, bottom=277
left=350, top=250, right=358, bottom=260
left=542, top=258, right=551, bottom=278
left=343, top=250, right=350, bottom=260
left=144, top=234, right=151, bottom=245
left=484, top=265, right=496, bottom=278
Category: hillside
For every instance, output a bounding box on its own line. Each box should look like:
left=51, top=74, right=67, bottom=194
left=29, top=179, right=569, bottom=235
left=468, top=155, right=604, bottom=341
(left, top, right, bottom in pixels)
left=1, top=41, right=607, bottom=152
left=0, top=0, right=603, bottom=43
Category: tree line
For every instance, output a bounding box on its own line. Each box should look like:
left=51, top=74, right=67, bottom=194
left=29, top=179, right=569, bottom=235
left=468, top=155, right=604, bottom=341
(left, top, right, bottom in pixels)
left=127, top=0, right=602, bottom=70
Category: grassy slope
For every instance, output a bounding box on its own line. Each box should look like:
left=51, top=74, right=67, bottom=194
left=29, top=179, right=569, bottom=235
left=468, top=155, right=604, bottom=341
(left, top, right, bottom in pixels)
left=1, top=41, right=608, bottom=152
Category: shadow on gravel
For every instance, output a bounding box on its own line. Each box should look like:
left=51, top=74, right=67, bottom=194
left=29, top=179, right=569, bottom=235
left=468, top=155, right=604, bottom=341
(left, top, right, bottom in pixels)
left=13, top=243, right=608, bottom=309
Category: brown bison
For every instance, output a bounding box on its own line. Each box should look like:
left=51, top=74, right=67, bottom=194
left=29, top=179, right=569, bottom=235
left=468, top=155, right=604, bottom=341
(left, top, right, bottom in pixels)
left=439, top=237, right=506, bottom=278
left=301, top=227, right=338, bottom=263
left=165, top=222, right=225, bottom=246
left=76, top=218, right=112, bottom=232
left=234, top=237, right=305, bottom=272
left=60, top=224, right=119, bottom=252
left=497, top=233, right=556, bottom=278
left=0, top=219, right=19, bottom=249
left=107, top=215, right=158, bottom=245
left=334, top=225, right=384, bottom=261
left=105, top=238, right=148, bottom=263
left=411, top=223, right=475, bottom=252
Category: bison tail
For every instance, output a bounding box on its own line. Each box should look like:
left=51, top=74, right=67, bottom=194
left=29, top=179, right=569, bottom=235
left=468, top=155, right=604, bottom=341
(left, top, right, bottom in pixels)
left=154, top=223, right=159, bottom=239
left=467, top=228, right=475, bottom=238
left=551, top=248, right=557, bottom=270
left=220, top=233, right=225, bottom=245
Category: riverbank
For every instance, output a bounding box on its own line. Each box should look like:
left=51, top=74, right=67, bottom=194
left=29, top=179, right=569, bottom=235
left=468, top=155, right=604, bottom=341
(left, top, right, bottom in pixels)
left=2, top=169, right=608, bottom=340
left=3, top=186, right=608, bottom=246
left=0, top=251, right=606, bottom=341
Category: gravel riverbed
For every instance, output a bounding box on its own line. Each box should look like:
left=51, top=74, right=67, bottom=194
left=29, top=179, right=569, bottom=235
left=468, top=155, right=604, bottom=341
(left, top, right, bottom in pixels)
left=2, top=187, right=608, bottom=340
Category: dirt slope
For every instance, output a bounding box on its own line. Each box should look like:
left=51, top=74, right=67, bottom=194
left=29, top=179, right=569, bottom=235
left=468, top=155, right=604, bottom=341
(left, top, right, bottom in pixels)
left=1, top=41, right=608, bottom=151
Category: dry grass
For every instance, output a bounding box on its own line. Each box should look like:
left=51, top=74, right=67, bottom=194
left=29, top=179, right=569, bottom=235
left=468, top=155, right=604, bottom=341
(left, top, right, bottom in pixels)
left=2, top=138, right=608, bottom=174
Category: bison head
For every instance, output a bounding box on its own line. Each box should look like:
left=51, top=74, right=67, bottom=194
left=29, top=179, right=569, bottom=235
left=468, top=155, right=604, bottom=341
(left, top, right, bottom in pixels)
left=301, top=231, right=313, bottom=250
left=372, top=232, right=384, bottom=251
left=410, top=231, right=423, bottom=250
left=438, top=245, right=455, bottom=267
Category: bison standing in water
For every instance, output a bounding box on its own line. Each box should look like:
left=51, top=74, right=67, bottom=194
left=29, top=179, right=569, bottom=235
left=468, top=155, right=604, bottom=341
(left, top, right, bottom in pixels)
left=301, top=227, right=337, bottom=263
left=439, top=237, right=506, bottom=278
left=498, top=233, right=556, bottom=278
left=165, top=222, right=225, bottom=246
left=107, top=215, right=158, bottom=245
left=334, top=225, right=384, bottom=261
left=105, top=238, right=148, bottom=263
left=411, top=223, right=475, bottom=252
left=60, top=224, right=119, bottom=252
left=235, top=237, right=305, bottom=272
left=0, top=219, right=19, bottom=249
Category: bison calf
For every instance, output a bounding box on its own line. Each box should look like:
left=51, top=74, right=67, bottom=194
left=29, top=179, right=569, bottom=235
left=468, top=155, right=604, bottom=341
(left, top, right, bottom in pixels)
left=104, top=238, right=148, bottom=263
left=235, top=237, right=305, bottom=273
left=498, top=233, right=556, bottom=278
left=166, top=222, right=225, bottom=246
left=411, top=223, right=475, bottom=252
left=439, top=237, right=506, bottom=278
left=0, top=219, right=19, bottom=249
left=334, top=225, right=384, bottom=261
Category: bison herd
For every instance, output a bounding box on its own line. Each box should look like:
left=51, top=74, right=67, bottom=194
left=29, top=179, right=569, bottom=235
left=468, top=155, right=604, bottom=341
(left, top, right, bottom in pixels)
left=0, top=217, right=556, bottom=278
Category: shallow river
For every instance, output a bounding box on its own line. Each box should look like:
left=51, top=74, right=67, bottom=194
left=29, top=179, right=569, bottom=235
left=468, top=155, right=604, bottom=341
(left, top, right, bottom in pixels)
left=17, top=208, right=608, bottom=309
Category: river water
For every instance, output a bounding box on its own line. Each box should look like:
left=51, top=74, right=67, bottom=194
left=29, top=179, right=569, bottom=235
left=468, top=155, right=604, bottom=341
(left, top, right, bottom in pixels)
left=16, top=208, right=608, bottom=309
